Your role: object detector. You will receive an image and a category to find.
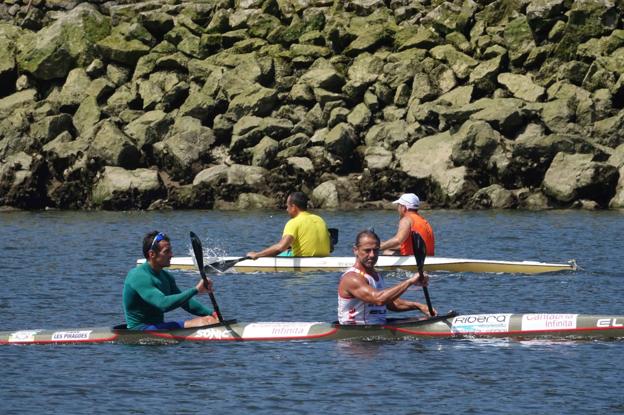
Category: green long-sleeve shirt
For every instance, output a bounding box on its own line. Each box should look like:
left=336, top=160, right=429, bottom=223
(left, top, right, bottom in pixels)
left=123, top=262, right=213, bottom=329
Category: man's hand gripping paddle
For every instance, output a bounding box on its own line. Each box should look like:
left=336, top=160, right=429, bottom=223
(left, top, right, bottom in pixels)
left=190, top=231, right=225, bottom=323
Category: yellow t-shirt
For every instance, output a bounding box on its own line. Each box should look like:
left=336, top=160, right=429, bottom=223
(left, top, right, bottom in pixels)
left=283, top=211, right=330, bottom=256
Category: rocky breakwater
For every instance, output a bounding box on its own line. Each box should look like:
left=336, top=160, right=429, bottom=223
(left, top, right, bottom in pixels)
left=1, top=0, right=623, bottom=211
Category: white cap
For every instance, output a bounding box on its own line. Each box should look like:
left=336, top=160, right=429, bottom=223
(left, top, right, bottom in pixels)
left=392, top=193, right=420, bottom=209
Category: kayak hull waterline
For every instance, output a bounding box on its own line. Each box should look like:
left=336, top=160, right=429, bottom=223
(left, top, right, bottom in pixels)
left=3, top=313, right=622, bottom=345
left=136, top=256, right=577, bottom=274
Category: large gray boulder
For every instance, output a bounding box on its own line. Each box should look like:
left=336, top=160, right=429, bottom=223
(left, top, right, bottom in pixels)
left=398, top=131, right=478, bottom=206
left=226, top=85, right=278, bottom=121
left=311, top=177, right=362, bottom=209
left=503, top=16, right=536, bottom=66
left=29, top=114, right=74, bottom=146
left=17, top=4, right=111, bottom=80
left=323, top=123, right=358, bottom=161
left=73, top=96, right=102, bottom=136
left=364, top=146, right=393, bottom=170
left=58, top=68, right=91, bottom=111
left=429, top=44, right=478, bottom=80
left=469, top=98, right=530, bottom=138
left=423, top=1, right=475, bottom=36
left=152, top=117, right=216, bottom=181
left=123, top=110, right=171, bottom=149
left=608, top=144, right=624, bottom=169
left=593, top=110, right=624, bottom=148
left=88, top=120, right=141, bottom=169
left=96, top=23, right=152, bottom=66
left=0, top=24, right=19, bottom=91
left=193, top=164, right=268, bottom=189
left=343, top=53, right=384, bottom=99
left=178, top=82, right=218, bottom=123
left=91, top=166, right=163, bottom=210
left=553, top=0, right=619, bottom=60
left=42, top=132, right=89, bottom=180
left=526, top=0, right=569, bottom=42
left=469, top=56, right=505, bottom=95
left=364, top=120, right=413, bottom=150
left=230, top=116, right=293, bottom=153
left=540, top=98, right=577, bottom=134
left=609, top=166, right=624, bottom=208
left=467, top=184, right=517, bottom=209
left=220, top=193, right=278, bottom=210
left=250, top=137, right=279, bottom=168
left=0, top=152, right=46, bottom=208
left=298, top=64, right=345, bottom=91
left=542, top=152, right=619, bottom=205
left=451, top=120, right=512, bottom=174
left=497, top=73, right=546, bottom=102
left=0, top=89, right=38, bottom=117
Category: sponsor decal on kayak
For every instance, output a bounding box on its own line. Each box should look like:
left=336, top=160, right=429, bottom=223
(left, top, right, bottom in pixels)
left=192, top=328, right=235, bottom=340
left=521, top=314, right=577, bottom=331
left=451, top=314, right=511, bottom=334
left=51, top=330, right=92, bottom=341
left=596, top=318, right=624, bottom=328
left=242, top=322, right=319, bottom=338
left=9, top=330, right=42, bottom=343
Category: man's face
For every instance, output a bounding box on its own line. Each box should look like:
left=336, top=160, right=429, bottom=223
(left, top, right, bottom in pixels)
left=353, top=235, right=380, bottom=270
left=397, top=203, right=407, bottom=217
left=151, top=240, right=173, bottom=267
left=286, top=196, right=297, bottom=218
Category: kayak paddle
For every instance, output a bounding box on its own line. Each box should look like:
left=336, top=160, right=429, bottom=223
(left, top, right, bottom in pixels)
left=205, top=256, right=250, bottom=273
left=329, top=227, right=339, bottom=252
left=411, top=231, right=435, bottom=316
left=190, top=231, right=225, bottom=323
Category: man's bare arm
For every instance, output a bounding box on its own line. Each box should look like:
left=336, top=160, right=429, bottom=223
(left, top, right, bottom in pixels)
left=342, top=272, right=421, bottom=306
left=380, top=217, right=412, bottom=251
left=247, top=235, right=294, bottom=259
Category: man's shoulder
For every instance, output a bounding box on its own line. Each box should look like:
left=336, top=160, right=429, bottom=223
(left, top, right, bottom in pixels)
left=126, top=262, right=163, bottom=280
left=299, top=211, right=327, bottom=225
left=126, top=263, right=146, bottom=280
left=340, top=269, right=371, bottom=291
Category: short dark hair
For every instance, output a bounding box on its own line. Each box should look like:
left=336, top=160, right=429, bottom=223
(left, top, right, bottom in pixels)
left=143, top=231, right=170, bottom=259
left=288, top=192, right=308, bottom=210
left=354, top=229, right=380, bottom=247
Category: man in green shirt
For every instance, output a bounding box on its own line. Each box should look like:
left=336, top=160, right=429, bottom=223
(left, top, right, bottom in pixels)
left=123, top=231, right=218, bottom=330
left=246, top=192, right=331, bottom=258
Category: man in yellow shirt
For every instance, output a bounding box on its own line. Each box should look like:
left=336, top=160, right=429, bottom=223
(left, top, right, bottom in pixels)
left=246, top=192, right=331, bottom=258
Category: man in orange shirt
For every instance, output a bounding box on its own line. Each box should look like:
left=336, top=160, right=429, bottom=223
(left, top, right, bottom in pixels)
left=380, top=193, right=435, bottom=256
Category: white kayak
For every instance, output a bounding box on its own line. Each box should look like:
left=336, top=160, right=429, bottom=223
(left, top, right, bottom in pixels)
left=136, top=255, right=577, bottom=274
left=3, top=312, right=623, bottom=345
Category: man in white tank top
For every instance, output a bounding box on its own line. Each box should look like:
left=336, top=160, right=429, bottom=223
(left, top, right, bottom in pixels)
left=337, top=230, right=435, bottom=325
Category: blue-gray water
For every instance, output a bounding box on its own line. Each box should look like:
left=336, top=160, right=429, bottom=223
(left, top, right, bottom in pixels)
left=1, top=209, right=623, bottom=414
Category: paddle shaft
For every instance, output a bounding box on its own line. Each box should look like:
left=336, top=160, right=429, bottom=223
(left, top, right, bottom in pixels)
left=190, top=232, right=224, bottom=323
left=412, top=232, right=434, bottom=316
left=206, top=256, right=250, bottom=273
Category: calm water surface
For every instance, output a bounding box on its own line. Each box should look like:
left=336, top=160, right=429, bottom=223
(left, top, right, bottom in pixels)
left=1, top=209, right=623, bottom=414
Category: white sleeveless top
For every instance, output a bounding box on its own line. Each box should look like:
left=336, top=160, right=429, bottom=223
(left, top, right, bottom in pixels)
left=337, top=267, right=387, bottom=325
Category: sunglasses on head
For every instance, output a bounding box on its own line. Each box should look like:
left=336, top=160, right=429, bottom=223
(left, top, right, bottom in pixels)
left=150, top=232, right=166, bottom=252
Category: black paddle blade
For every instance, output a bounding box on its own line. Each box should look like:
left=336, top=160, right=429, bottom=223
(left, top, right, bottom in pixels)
left=190, top=231, right=225, bottom=323
left=411, top=231, right=434, bottom=316
left=206, top=257, right=250, bottom=273
left=189, top=232, right=205, bottom=271
left=411, top=231, right=427, bottom=269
